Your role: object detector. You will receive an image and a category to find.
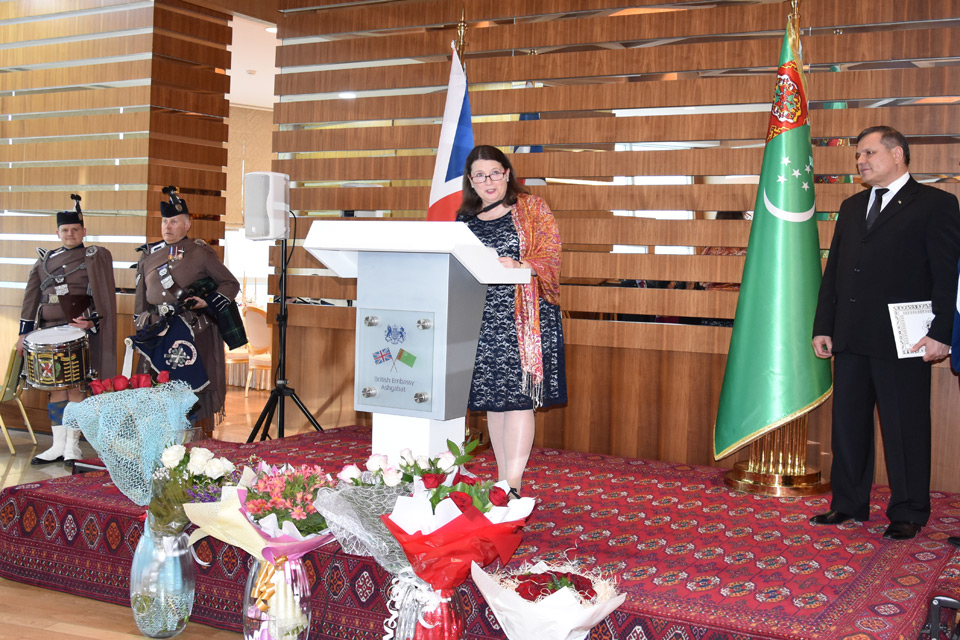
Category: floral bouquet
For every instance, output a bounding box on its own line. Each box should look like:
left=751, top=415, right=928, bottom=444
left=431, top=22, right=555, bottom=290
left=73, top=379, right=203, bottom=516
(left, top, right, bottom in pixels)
left=148, top=444, right=239, bottom=536
left=89, top=370, right=170, bottom=395
left=130, top=444, right=238, bottom=637
left=184, top=462, right=338, bottom=640
left=63, top=379, right=195, bottom=506
left=378, top=441, right=536, bottom=640
left=470, top=560, right=627, bottom=640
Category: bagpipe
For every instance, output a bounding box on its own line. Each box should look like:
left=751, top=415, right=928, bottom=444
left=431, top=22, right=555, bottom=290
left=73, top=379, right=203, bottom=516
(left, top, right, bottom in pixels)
left=126, top=278, right=247, bottom=391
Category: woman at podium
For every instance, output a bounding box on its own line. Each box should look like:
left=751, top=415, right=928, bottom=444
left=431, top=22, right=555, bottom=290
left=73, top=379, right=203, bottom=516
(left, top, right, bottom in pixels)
left=456, top=145, right=567, bottom=499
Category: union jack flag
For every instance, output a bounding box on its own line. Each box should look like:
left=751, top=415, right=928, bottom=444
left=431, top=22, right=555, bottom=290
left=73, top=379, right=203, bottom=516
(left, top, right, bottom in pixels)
left=373, top=348, right=392, bottom=365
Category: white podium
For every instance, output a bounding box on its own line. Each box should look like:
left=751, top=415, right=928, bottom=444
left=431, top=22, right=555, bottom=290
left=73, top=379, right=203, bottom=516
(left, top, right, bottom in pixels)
left=303, top=220, right=529, bottom=462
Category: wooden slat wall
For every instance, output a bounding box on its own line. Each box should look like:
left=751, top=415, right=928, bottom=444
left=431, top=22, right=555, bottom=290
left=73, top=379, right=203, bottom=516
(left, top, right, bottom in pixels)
left=0, top=0, right=231, bottom=430
left=271, top=0, right=960, bottom=490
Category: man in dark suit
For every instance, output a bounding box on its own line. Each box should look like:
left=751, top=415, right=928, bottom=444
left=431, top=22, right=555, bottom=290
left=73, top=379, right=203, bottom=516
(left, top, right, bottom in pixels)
left=810, top=126, right=960, bottom=540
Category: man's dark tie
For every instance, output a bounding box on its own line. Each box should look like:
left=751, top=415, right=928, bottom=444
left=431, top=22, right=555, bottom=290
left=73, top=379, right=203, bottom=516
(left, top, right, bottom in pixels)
left=866, top=187, right=889, bottom=231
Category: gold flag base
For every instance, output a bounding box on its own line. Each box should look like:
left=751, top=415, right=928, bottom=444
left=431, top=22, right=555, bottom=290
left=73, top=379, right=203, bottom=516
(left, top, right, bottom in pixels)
left=724, top=463, right=830, bottom=497
left=723, top=414, right=831, bottom=496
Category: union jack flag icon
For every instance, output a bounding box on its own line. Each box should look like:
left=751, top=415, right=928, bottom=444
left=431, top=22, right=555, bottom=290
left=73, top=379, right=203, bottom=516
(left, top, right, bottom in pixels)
left=373, top=348, right=392, bottom=365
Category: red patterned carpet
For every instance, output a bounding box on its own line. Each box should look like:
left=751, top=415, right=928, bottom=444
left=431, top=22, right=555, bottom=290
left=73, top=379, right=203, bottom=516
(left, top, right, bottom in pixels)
left=1, top=427, right=959, bottom=639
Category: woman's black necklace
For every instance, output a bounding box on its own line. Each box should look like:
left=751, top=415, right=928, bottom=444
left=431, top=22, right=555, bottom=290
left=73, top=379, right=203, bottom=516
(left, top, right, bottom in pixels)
left=481, top=198, right=504, bottom=213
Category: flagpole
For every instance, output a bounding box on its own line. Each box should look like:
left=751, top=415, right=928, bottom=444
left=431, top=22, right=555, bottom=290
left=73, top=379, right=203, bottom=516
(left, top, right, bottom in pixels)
left=713, top=0, right=831, bottom=496
left=451, top=7, right=487, bottom=451
left=456, top=7, right=467, bottom=66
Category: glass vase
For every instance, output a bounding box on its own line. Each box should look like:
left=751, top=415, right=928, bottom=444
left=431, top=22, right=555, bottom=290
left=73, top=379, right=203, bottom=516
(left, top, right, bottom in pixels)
left=129, top=515, right=196, bottom=638
left=392, top=585, right=466, bottom=640
left=243, top=556, right=312, bottom=640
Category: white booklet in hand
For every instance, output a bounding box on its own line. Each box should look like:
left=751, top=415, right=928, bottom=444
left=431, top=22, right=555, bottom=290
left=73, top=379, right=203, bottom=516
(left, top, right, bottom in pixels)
left=888, top=301, right=944, bottom=358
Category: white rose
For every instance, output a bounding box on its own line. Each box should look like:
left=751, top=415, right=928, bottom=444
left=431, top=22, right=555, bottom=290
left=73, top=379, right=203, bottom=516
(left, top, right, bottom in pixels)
left=437, top=451, right=457, bottom=473
left=415, top=455, right=430, bottom=469
left=398, top=448, right=414, bottom=466
left=161, top=445, right=186, bottom=469
left=219, top=457, right=235, bottom=474
left=366, top=453, right=389, bottom=472
left=186, top=447, right=215, bottom=475
left=381, top=466, right=403, bottom=487
left=338, top=464, right=362, bottom=482
left=203, top=457, right=226, bottom=480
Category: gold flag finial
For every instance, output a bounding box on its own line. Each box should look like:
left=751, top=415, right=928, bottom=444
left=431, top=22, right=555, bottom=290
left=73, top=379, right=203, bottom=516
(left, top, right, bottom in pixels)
left=455, top=7, right=467, bottom=65
left=791, top=0, right=800, bottom=24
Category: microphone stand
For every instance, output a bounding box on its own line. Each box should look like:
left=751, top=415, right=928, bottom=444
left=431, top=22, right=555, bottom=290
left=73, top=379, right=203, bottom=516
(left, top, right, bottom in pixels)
left=246, top=236, right=323, bottom=441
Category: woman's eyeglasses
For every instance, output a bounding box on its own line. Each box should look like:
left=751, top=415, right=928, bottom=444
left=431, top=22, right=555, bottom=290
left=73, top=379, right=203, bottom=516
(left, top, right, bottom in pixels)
left=470, top=170, right=506, bottom=184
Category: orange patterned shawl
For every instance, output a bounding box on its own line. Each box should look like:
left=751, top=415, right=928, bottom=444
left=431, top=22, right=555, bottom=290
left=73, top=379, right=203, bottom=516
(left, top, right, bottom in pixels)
left=510, top=194, right=562, bottom=407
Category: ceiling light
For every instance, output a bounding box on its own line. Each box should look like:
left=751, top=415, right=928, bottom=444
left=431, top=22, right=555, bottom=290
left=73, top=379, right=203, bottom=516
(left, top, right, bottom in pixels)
left=339, top=92, right=357, bottom=99
left=265, top=27, right=277, bottom=34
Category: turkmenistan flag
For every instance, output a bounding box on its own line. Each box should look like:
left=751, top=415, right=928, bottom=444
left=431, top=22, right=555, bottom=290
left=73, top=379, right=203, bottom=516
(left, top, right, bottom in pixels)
left=713, top=12, right=832, bottom=459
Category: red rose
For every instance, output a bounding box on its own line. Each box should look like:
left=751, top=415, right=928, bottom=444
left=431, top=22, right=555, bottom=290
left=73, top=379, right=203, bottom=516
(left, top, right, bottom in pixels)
left=112, top=375, right=129, bottom=391
left=421, top=473, right=445, bottom=489
left=569, top=573, right=597, bottom=599
left=88, top=380, right=105, bottom=395
left=515, top=578, right=549, bottom=602
left=448, top=491, right=473, bottom=512
left=156, top=370, right=171, bottom=384
left=453, top=470, right=479, bottom=486
left=134, top=373, right=152, bottom=388
left=100, top=378, right=114, bottom=392
left=489, top=486, right=509, bottom=507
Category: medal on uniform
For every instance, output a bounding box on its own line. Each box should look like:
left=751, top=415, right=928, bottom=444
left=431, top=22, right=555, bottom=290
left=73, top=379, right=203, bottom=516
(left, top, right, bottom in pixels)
left=55, top=284, right=69, bottom=296
left=158, top=265, right=175, bottom=289
left=168, top=245, right=183, bottom=261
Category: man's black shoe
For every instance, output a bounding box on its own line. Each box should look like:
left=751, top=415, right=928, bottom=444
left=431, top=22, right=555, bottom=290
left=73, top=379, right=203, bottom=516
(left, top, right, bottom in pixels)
left=947, top=536, right=960, bottom=548
left=809, top=510, right=866, bottom=525
left=883, top=521, right=922, bottom=540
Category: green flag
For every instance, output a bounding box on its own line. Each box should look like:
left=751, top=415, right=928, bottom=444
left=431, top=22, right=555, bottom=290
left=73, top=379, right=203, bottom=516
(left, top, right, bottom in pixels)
left=713, top=13, right=832, bottom=459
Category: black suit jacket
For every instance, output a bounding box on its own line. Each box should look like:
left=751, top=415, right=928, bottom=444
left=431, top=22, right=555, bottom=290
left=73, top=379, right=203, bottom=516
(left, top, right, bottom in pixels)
left=813, top=177, right=960, bottom=359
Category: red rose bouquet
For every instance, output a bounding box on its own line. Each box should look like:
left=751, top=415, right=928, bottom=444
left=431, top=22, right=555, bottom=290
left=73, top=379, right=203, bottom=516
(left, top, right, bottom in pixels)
left=378, top=440, right=536, bottom=640
left=88, top=372, right=169, bottom=395
left=470, top=561, right=627, bottom=640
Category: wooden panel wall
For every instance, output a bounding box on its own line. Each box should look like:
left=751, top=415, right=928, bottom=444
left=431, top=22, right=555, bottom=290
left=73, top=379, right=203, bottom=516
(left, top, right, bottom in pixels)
left=0, top=0, right=231, bottom=429
left=271, top=0, right=960, bottom=490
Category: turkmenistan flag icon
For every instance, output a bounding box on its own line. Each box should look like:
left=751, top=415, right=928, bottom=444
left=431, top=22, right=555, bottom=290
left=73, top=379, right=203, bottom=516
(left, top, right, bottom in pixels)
left=395, top=348, right=417, bottom=368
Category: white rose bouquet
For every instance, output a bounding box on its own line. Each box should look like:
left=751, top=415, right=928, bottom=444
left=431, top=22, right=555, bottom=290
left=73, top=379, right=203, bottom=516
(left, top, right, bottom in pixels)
left=148, top=444, right=239, bottom=536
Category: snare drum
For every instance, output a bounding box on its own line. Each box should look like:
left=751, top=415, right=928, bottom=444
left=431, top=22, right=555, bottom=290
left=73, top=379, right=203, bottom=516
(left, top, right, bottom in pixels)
left=22, top=325, right=92, bottom=390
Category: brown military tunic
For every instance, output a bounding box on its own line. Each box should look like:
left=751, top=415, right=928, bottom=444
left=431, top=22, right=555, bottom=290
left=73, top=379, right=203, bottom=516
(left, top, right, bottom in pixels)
left=19, top=244, right=118, bottom=380
left=134, top=237, right=240, bottom=426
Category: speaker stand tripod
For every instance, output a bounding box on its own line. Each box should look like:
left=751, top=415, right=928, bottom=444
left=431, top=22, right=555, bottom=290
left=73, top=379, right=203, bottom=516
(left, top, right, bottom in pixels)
left=247, top=237, right=323, bottom=441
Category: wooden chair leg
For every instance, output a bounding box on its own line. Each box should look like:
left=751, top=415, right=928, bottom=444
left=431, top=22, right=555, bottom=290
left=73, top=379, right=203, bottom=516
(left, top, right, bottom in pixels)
left=18, top=398, right=36, bottom=444
left=0, top=416, right=14, bottom=455
left=245, top=369, right=253, bottom=398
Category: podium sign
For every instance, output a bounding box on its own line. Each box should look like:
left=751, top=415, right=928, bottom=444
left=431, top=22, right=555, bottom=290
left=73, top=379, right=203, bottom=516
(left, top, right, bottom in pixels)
left=356, top=308, right=436, bottom=413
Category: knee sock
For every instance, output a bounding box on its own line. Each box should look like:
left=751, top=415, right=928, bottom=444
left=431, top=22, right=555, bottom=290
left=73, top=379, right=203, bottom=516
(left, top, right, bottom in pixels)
left=48, top=400, right=69, bottom=425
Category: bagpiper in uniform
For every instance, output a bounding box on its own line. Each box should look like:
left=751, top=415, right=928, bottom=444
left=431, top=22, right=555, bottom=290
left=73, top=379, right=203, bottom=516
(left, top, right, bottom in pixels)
left=133, top=187, right=241, bottom=436
left=17, top=195, right=117, bottom=465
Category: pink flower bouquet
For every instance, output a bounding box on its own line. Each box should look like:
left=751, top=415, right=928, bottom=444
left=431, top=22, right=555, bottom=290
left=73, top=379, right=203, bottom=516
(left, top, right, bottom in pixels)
left=184, top=463, right=337, bottom=640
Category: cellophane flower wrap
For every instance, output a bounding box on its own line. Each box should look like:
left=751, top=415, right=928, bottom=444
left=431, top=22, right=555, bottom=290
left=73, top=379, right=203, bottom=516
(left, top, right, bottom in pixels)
left=376, top=441, right=536, bottom=640
left=313, top=453, right=412, bottom=574
left=62, top=379, right=196, bottom=506
left=470, top=560, right=627, bottom=640
left=184, top=462, right=337, bottom=640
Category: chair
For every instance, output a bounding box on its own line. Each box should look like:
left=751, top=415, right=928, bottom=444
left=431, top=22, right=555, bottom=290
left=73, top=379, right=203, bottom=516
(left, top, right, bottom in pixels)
left=0, top=350, right=38, bottom=455
left=224, top=344, right=250, bottom=387
left=243, top=307, right=272, bottom=397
